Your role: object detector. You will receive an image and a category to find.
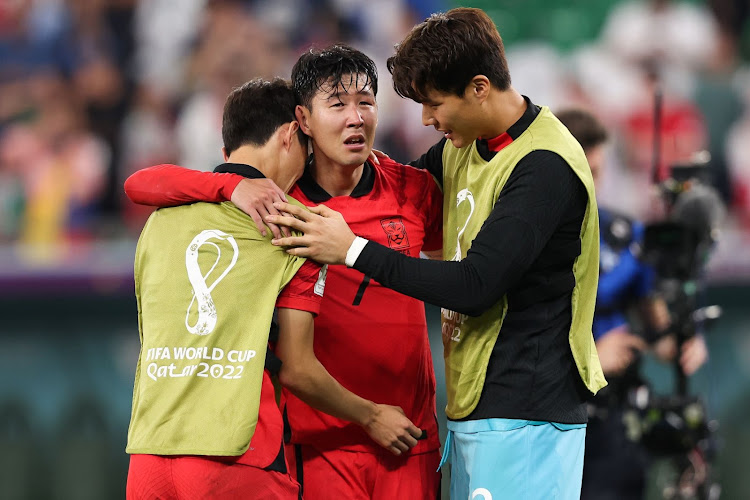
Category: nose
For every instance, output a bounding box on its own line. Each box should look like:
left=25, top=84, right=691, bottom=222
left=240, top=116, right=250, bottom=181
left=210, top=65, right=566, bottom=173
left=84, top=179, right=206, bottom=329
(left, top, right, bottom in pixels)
left=421, top=105, right=435, bottom=127
left=346, top=106, right=364, bottom=128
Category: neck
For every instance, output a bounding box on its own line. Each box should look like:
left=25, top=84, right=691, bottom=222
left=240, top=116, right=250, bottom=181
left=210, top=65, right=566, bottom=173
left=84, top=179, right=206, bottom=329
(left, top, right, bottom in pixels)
left=226, top=146, right=279, bottom=184
left=309, top=149, right=364, bottom=197
left=479, top=87, right=527, bottom=140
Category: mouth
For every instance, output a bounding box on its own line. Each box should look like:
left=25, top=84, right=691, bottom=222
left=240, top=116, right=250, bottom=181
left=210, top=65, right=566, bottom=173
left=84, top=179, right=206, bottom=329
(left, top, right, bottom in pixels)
left=436, top=127, right=453, bottom=140
left=344, top=135, right=367, bottom=150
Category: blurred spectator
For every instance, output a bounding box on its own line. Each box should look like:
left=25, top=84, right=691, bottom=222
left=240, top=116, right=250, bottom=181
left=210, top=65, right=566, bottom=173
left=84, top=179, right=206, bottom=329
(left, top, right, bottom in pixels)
left=601, top=0, right=719, bottom=72
left=0, top=0, right=746, bottom=277
left=0, top=75, right=109, bottom=258
left=118, top=84, right=178, bottom=231
left=133, top=0, right=207, bottom=99
left=175, top=0, right=291, bottom=170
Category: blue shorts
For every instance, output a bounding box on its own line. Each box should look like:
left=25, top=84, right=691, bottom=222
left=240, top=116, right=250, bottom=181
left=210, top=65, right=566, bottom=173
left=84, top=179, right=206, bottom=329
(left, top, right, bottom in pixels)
left=441, top=419, right=586, bottom=500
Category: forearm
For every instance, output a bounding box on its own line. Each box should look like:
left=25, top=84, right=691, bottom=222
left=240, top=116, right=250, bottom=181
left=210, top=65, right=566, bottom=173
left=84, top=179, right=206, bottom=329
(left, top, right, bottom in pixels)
left=279, top=359, right=376, bottom=427
left=275, top=308, right=377, bottom=427
left=352, top=151, right=584, bottom=316
left=124, top=164, right=241, bottom=206
left=353, top=216, right=537, bottom=316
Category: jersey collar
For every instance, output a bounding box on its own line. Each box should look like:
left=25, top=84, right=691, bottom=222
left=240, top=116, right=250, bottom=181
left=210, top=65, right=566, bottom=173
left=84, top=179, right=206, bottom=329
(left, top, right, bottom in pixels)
left=476, top=95, right=540, bottom=161
left=296, top=155, right=375, bottom=202
left=213, top=162, right=266, bottom=179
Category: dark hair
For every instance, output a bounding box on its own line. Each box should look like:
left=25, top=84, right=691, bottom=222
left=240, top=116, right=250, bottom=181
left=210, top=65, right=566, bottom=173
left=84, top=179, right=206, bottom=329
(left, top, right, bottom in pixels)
left=222, top=77, right=306, bottom=155
left=387, top=7, right=511, bottom=102
left=556, top=108, right=609, bottom=150
left=291, top=44, right=378, bottom=109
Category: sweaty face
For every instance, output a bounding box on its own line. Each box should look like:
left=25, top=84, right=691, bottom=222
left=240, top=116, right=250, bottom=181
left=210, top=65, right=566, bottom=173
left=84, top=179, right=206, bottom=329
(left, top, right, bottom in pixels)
left=420, top=87, right=480, bottom=149
left=304, top=73, right=377, bottom=169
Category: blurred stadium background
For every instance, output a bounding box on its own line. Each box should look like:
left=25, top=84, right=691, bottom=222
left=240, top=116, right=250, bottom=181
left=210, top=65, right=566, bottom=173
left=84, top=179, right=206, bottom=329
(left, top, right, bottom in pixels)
left=1, top=0, right=749, bottom=498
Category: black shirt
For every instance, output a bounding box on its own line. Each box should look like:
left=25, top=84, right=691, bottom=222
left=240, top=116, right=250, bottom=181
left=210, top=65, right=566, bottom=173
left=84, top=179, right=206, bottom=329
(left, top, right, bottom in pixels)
left=353, top=98, right=591, bottom=423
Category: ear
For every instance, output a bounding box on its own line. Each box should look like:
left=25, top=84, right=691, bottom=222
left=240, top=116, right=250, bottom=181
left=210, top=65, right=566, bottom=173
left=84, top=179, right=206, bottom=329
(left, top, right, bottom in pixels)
left=469, top=75, right=491, bottom=102
left=281, top=121, right=300, bottom=151
left=222, top=146, right=229, bottom=161
left=295, top=105, right=312, bottom=135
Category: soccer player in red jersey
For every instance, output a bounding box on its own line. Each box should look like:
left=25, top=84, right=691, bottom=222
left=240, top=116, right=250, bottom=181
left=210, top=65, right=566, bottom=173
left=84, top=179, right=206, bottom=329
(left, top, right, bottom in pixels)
left=125, top=45, right=443, bottom=499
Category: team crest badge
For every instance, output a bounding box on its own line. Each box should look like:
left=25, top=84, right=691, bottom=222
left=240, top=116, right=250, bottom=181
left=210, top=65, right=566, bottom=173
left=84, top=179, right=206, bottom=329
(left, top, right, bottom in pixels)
left=380, top=217, right=410, bottom=251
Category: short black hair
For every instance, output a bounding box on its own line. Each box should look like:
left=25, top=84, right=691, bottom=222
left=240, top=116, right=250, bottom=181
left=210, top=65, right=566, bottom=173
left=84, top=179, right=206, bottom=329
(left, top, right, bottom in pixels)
left=387, top=8, right=511, bottom=102
left=222, top=77, right=305, bottom=155
left=556, top=108, right=609, bottom=150
left=291, top=44, right=378, bottom=109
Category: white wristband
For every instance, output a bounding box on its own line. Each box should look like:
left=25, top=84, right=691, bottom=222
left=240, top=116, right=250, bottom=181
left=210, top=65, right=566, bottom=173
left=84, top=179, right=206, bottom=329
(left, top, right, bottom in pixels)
left=345, top=236, right=369, bottom=268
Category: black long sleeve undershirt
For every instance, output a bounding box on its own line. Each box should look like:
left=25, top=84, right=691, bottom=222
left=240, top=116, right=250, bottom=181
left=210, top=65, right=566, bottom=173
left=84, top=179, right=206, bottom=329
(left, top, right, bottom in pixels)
left=409, top=137, right=446, bottom=187
left=353, top=150, right=588, bottom=316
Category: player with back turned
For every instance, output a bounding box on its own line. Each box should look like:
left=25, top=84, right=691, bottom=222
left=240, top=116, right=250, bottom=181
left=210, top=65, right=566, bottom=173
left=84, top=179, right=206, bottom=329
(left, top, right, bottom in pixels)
left=124, top=77, right=421, bottom=500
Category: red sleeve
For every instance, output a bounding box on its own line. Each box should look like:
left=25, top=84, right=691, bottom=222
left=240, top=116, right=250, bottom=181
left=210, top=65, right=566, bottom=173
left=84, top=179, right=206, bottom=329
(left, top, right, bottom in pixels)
left=275, top=260, right=326, bottom=315
left=123, top=164, right=243, bottom=207
left=422, top=172, right=443, bottom=252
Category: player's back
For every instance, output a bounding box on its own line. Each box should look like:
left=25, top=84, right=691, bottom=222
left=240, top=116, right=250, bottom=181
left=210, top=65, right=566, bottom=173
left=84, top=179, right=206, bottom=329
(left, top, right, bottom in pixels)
left=129, top=200, right=306, bottom=456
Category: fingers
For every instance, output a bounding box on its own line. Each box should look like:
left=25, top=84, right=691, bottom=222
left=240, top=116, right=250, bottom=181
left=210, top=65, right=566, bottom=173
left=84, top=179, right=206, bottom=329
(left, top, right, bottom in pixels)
left=307, top=203, right=338, bottom=218
left=386, top=434, right=417, bottom=456
left=265, top=214, right=306, bottom=232
left=270, top=235, right=307, bottom=248
left=270, top=182, right=288, bottom=202
left=368, top=149, right=380, bottom=166
left=272, top=202, right=311, bottom=221
left=230, top=178, right=290, bottom=237
left=259, top=199, right=289, bottom=239
left=372, top=148, right=389, bottom=159
left=248, top=210, right=268, bottom=237
left=400, top=432, right=418, bottom=449
left=274, top=202, right=337, bottom=221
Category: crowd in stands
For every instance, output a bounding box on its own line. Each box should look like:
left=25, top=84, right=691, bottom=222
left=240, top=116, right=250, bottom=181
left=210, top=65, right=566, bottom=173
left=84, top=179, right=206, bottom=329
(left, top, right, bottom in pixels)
left=1, top=0, right=748, bottom=278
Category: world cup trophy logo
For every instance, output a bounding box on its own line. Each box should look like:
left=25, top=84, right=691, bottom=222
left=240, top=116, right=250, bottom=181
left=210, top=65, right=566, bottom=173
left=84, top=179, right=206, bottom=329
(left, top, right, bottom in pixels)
left=185, top=229, right=239, bottom=335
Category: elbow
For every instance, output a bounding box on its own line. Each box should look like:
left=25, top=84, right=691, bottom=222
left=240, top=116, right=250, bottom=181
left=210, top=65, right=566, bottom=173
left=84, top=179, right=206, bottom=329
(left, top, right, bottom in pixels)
left=462, top=306, right=485, bottom=317
left=123, top=174, right=137, bottom=200
left=452, top=299, right=494, bottom=317
left=278, top=364, right=308, bottom=396
left=123, top=171, right=152, bottom=205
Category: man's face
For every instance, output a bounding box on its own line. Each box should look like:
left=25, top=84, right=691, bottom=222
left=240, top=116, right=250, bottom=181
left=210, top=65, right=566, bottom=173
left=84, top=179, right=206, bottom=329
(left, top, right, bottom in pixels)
left=420, top=86, right=480, bottom=149
left=301, top=73, right=377, bottom=169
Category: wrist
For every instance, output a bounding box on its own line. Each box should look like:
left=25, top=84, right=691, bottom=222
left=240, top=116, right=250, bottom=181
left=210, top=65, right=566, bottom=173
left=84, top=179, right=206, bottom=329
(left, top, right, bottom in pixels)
left=224, top=174, right=245, bottom=202
left=355, top=400, right=379, bottom=429
left=345, top=236, right=369, bottom=268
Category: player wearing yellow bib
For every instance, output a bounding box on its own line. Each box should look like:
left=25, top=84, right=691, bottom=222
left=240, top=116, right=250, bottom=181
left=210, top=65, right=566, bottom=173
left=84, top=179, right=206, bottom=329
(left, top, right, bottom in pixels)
left=125, top=78, right=421, bottom=500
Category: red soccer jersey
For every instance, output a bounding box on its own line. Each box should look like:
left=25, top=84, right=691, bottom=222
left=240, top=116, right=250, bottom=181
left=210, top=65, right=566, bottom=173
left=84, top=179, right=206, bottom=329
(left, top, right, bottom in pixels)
left=226, top=260, right=325, bottom=468
left=283, top=158, right=442, bottom=454
left=124, top=159, right=443, bottom=454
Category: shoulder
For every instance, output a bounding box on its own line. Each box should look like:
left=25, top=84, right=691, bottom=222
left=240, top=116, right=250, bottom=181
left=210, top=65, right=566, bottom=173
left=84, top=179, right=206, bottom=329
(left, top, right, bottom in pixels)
left=373, top=157, right=440, bottom=192
left=512, top=150, right=580, bottom=188
left=375, top=157, right=429, bottom=177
